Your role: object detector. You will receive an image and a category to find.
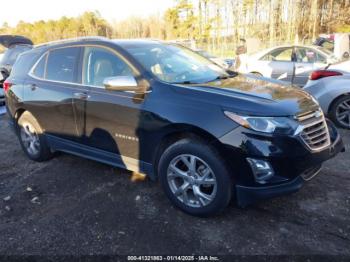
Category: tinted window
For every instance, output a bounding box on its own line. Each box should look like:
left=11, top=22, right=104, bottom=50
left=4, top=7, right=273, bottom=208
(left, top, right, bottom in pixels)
left=46, top=47, right=80, bottom=83
left=32, top=53, right=47, bottom=78
left=82, top=46, right=133, bottom=87
left=10, top=51, right=39, bottom=78
left=262, top=48, right=293, bottom=62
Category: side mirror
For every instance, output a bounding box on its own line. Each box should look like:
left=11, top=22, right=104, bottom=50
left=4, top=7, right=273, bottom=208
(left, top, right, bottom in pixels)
left=103, top=76, right=140, bottom=92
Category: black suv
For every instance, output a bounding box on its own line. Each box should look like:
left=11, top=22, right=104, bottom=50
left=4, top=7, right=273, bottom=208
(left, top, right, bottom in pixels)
left=5, top=37, right=344, bottom=216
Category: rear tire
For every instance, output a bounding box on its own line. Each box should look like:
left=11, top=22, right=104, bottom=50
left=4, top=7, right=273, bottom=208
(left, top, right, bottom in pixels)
left=329, top=95, right=350, bottom=130
left=17, top=111, right=53, bottom=161
left=158, top=138, right=232, bottom=216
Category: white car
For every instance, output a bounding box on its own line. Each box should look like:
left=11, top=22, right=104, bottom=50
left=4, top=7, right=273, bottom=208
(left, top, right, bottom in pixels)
left=304, top=69, right=350, bottom=129
left=239, top=45, right=340, bottom=86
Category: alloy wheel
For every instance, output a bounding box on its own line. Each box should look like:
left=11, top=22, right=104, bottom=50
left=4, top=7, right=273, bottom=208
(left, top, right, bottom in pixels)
left=20, top=122, right=40, bottom=156
left=167, top=154, right=217, bottom=208
left=336, top=98, right=350, bottom=128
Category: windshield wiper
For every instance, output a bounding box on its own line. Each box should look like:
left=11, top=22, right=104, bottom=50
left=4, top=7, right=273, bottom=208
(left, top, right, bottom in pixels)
left=173, top=80, right=198, bottom=84
left=206, top=71, right=239, bottom=82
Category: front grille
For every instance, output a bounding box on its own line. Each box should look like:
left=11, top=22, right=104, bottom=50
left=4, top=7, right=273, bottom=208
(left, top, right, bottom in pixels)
left=296, top=110, right=331, bottom=151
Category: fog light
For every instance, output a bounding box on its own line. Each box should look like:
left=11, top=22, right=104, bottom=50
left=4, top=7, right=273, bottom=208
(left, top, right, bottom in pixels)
left=246, top=158, right=274, bottom=184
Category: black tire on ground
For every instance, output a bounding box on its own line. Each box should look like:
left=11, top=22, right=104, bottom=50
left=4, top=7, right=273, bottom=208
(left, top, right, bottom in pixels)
left=17, top=111, right=53, bottom=161
left=329, top=95, right=350, bottom=130
left=158, top=138, right=233, bottom=217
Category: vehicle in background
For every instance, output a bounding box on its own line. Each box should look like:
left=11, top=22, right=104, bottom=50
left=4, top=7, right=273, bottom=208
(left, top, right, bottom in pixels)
left=304, top=69, right=350, bottom=129
left=0, top=35, right=33, bottom=84
left=314, top=33, right=350, bottom=59
left=194, top=49, right=232, bottom=69
left=0, top=35, right=33, bottom=106
left=5, top=37, right=344, bottom=216
left=239, top=44, right=340, bottom=87
left=0, top=53, right=3, bottom=105
left=0, top=82, right=4, bottom=105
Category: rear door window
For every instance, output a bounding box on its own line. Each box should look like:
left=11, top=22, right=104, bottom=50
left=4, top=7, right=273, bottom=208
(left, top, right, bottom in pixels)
left=45, top=47, right=80, bottom=83
left=32, top=53, right=47, bottom=79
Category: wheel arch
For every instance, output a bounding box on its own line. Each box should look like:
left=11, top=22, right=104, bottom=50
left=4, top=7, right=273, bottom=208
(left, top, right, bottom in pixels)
left=151, top=123, right=226, bottom=179
left=327, top=92, right=350, bottom=115
left=13, top=108, right=27, bottom=128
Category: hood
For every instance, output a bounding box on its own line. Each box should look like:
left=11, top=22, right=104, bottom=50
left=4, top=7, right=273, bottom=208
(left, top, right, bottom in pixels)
left=0, top=35, right=33, bottom=48
left=175, top=74, right=319, bottom=117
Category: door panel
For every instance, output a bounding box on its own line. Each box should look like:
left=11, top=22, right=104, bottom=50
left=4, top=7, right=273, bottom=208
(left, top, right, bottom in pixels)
left=85, top=88, right=145, bottom=159
left=25, top=46, right=83, bottom=141
left=24, top=79, right=78, bottom=140
left=261, top=47, right=294, bottom=82
left=81, top=46, right=145, bottom=161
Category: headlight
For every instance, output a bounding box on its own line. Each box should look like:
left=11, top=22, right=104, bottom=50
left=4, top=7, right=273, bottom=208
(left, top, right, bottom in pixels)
left=224, top=111, right=300, bottom=135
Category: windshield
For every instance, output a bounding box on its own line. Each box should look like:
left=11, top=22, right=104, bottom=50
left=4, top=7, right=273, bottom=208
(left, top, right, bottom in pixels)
left=196, top=50, right=216, bottom=59
left=124, top=43, right=229, bottom=84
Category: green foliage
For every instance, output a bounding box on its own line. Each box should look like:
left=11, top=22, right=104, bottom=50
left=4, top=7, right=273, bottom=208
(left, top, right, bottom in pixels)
left=0, top=11, right=111, bottom=44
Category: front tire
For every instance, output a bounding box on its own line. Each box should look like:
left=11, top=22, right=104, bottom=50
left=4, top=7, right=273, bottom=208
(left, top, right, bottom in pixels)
left=17, top=111, right=53, bottom=161
left=158, top=138, right=232, bottom=216
left=329, top=95, right=350, bottom=129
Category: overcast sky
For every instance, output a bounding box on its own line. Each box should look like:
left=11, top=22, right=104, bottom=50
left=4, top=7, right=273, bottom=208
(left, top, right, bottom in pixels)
left=0, top=0, right=174, bottom=26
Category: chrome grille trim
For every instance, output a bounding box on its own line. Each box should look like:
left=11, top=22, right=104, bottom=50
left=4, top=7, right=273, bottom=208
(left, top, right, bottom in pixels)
left=296, top=110, right=331, bottom=152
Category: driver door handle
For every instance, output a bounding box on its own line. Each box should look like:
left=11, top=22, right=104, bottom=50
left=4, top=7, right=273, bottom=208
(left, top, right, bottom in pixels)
left=73, top=92, right=90, bottom=100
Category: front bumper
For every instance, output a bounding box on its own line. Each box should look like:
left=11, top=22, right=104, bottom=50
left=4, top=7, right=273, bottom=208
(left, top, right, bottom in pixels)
left=219, top=119, right=345, bottom=207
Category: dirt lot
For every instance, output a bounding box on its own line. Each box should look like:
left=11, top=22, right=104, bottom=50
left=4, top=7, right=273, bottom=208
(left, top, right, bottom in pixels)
left=0, top=113, right=349, bottom=256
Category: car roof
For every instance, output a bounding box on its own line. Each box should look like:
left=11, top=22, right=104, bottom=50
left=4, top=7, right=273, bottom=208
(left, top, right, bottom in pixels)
left=32, top=37, right=163, bottom=51
left=252, top=44, right=330, bottom=59
left=34, top=36, right=108, bottom=48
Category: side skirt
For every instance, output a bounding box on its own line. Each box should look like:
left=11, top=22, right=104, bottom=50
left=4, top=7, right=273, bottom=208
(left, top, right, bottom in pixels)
left=46, top=135, right=155, bottom=180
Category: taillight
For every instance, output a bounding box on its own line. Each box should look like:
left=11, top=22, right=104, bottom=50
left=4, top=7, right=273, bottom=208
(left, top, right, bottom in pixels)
left=3, top=80, right=12, bottom=93
left=309, top=70, right=342, bottom=81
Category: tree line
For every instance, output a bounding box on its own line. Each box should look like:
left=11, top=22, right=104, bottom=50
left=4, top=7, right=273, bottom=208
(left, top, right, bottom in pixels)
left=1, top=1, right=350, bottom=56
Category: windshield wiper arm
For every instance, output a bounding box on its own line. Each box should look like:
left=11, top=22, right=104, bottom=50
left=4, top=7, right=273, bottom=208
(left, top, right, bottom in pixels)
left=173, top=80, right=198, bottom=84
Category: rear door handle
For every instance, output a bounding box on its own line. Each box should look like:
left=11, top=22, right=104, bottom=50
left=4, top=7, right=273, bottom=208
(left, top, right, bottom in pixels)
left=30, top=84, right=37, bottom=91
left=73, top=92, right=90, bottom=100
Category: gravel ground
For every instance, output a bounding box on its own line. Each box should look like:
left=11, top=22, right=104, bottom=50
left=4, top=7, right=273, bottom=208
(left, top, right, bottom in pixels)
left=0, top=113, right=349, bottom=256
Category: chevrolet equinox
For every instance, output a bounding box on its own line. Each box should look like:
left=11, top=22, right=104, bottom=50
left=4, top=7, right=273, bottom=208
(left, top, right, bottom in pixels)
left=4, top=37, right=344, bottom=216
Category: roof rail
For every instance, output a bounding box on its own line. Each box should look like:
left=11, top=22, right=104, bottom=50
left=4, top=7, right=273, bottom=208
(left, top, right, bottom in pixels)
left=34, top=36, right=108, bottom=48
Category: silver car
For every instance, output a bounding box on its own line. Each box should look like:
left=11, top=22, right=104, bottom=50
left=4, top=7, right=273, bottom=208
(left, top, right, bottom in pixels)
left=239, top=45, right=339, bottom=86
left=304, top=70, right=350, bottom=129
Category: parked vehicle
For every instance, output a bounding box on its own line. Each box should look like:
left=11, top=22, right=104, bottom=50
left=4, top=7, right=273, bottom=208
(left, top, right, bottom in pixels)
left=0, top=74, right=4, bottom=105
left=314, top=33, right=350, bottom=59
left=5, top=37, right=344, bottom=216
left=239, top=44, right=339, bottom=86
left=194, top=49, right=232, bottom=69
left=0, top=35, right=33, bottom=105
left=304, top=70, right=350, bottom=129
